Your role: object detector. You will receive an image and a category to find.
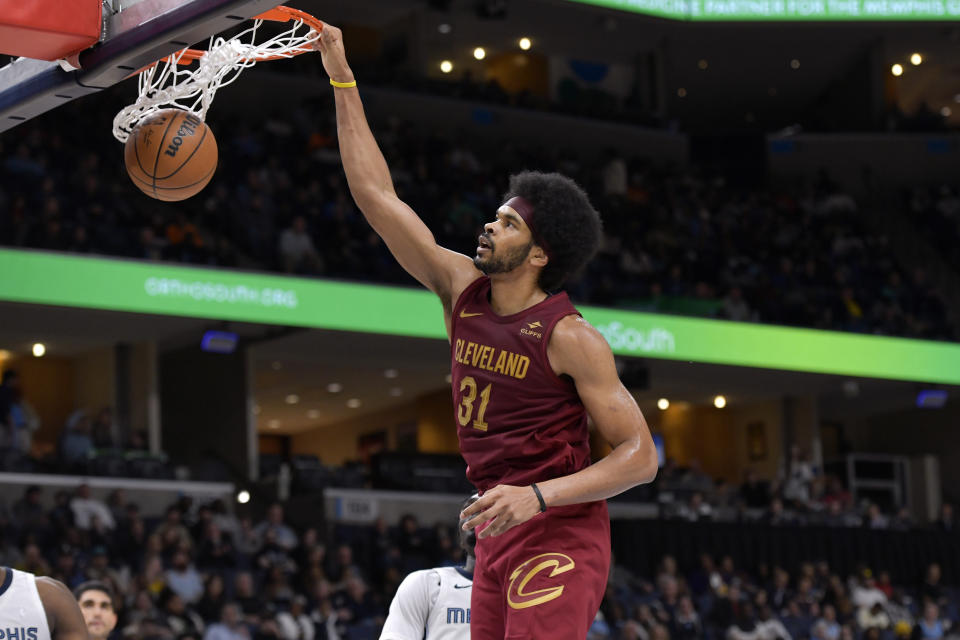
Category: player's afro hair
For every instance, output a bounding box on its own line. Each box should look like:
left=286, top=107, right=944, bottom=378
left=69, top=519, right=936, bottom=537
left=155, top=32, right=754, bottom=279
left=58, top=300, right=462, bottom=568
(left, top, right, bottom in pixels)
left=503, top=171, right=602, bottom=292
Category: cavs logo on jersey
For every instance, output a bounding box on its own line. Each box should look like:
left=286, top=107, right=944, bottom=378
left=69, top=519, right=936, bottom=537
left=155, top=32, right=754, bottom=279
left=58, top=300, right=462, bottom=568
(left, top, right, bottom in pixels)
left=506, top=552, right=575, bottom=609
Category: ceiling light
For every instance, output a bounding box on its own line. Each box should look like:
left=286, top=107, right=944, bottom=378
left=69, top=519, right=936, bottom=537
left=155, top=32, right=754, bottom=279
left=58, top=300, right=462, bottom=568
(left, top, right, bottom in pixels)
left=697, top=59, right=708, bottom=70
left=438, top=23, right=452, bottom=34
left=891, top=63, right=903, bottom=77
left=307, top=409, right=320, bottom=419
left=657, top=398, right=670, bottom=410
left=910, top=52, right=922, bottom=65
left=445, top=373, right=452, bottom=384
left=327, top=382, right=343, bottom=393
left=440, top=60, right=453, bottom=73
left=237, top=490, right=250, bottom=504
left=790, top=59, right=800, bottom=69
left=714, top=395, right=727, bottom=409
left=941, top=106, right=952, bottom=117
left=285, top=394, right=299, bottom=404
left=519, top=37, right=531, bottom=50
left=271, top=361, right=282, bottom=370
left=268, top=419, right=280, bottom=429
left=32, top=343, right=45, bottom=357
left=389, top=387, right=404, bottom=397
left=473, top=47, right=486, bottom=60
left=384, top=369, right=399, bottom=379
left=677, top=87, right=687, bottom=98
left=347, top=398, right=362, bottom=409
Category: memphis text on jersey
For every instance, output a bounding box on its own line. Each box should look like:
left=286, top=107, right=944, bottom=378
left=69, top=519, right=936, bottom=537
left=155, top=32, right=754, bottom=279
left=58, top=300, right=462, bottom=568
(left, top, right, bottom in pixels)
left=0, top=628, right=41, bottom=640
left=446, top=607, right=470, bottom=624
left=453, top=339, right=530, bottom=380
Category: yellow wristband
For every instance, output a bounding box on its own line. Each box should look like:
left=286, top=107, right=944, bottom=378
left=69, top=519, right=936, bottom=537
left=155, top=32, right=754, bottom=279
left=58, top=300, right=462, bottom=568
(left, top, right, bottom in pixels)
left=329, top=78, right=357, bottom=88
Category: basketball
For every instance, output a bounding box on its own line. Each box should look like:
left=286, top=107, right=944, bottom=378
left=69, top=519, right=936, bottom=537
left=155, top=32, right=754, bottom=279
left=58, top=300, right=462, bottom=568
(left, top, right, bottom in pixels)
left=123, top=108, right=218, bottom=201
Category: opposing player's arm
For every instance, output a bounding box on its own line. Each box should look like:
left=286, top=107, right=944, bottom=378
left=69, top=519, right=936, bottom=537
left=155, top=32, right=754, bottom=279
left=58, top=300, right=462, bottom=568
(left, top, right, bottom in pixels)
left=379, top=570, right=435, bottom=640
left=317, top=24, right=480, bottom=305
left=36, top=577, right=89, bottom=640
left=461, top=315, right=658, bottom=537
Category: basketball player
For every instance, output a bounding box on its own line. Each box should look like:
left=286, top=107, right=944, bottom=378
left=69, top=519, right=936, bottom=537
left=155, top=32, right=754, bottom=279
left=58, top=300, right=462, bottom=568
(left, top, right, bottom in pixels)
left=317, top=25, right=658, bottom=640
left=380, top=495, right=479, bottom=640
left=74, top=581, right=118, bottom=640
left=0, top=567, right=89, bottom=640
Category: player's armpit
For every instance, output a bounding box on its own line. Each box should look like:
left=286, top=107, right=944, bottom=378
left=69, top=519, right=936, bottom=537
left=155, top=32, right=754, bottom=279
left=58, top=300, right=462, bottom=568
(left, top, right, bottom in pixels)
left=36, top=577, right=88, bottom=640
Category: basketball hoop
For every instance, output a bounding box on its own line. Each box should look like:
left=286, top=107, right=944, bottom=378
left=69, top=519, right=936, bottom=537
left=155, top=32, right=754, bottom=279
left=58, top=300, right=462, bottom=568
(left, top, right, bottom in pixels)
left=112, top=6, right=322, bottom=143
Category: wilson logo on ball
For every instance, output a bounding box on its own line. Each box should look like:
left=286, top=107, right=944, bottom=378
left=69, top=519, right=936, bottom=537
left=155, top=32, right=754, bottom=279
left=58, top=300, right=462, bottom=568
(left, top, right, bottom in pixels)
left=164, top=114, right=203, bottom=158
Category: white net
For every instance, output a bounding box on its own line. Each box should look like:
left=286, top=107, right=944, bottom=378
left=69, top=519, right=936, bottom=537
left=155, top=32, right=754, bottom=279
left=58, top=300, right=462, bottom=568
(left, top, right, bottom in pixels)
left=112, top=15, right=319, bottom=143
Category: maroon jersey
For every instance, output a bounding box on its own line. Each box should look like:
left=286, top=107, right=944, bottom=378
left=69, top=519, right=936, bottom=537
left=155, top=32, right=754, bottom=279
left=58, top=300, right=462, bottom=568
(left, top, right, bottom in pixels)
left=451, top=276, right=590, bottom=491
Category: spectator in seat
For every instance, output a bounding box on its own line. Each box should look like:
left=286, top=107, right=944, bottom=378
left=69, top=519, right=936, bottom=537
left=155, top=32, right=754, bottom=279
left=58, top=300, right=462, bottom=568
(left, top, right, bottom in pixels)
left=166, top=549, right=205, bottom=605
left=71, top=483, right=116, bottom=531
left=203, top=602, right=250, bottom=640
left=255, top=503, right=298, bottom=552
left=276, top=595, right=314, bottom=640
left=913, top=601, right=950, bottom=639
left=279, top=216, right=324, bottom=275
left=61, top=410, right=94, bottom=468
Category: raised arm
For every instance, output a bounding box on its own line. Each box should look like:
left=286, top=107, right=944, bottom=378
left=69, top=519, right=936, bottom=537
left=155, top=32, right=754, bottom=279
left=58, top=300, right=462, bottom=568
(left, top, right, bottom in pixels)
left=36, top=577, right=89, bottom=640
left=315, top=24, right=480, bottom=309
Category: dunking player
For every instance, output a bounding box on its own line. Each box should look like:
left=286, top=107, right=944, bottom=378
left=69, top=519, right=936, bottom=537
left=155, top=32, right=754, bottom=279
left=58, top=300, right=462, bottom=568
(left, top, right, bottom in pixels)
left=317, top=24, right=659, bottom=640
left=0, top=567, right=88, bottom=640
left=380, top=495, right=479, bottom=640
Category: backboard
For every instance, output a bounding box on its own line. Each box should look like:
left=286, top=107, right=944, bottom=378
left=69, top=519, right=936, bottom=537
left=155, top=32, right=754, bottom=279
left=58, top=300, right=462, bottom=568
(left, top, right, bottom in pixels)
left=0, top=0, right=288, bottom=134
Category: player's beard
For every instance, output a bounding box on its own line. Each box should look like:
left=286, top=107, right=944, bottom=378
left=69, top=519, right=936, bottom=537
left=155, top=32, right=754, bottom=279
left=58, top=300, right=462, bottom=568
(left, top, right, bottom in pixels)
left=474, top=239, right=533, bottom=275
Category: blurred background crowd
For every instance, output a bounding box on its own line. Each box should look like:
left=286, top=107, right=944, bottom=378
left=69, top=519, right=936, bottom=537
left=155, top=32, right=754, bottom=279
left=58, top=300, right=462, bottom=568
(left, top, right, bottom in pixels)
left=0, top=94, right=955, bottom=342
left=1, top=480, right=958, bottom=640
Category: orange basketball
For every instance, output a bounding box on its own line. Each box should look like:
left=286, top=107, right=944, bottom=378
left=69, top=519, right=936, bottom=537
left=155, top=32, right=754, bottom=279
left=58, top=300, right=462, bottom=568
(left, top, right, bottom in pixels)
left=124, top=109, right=218, bottom=201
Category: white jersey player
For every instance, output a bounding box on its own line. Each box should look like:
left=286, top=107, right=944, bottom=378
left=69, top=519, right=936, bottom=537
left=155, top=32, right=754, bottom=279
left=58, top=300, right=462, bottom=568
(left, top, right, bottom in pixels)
left=0, top=567, right=88, bottom=640
left=380, top=495, right=478, bottom=640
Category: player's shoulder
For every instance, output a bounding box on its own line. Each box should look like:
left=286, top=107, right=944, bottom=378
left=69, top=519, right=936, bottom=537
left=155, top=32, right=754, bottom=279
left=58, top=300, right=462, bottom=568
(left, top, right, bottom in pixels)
left=35, top=575, right=74, bottom=601
left=550, top=314, right=607, bottom=352
left=398, top=567, right=442, bottom=590
left=434, top=565, right=469, bottom=582
left=547, top=314, right=612, bottom=377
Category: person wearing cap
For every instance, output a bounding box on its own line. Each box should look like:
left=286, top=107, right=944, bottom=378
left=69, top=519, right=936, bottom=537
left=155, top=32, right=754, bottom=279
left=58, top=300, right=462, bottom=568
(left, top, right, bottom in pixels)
left=380, top=495, right=478, bottom=640
left=74, top=581, right=118, bottom=640
left=316, top=26, right=658, bottom=640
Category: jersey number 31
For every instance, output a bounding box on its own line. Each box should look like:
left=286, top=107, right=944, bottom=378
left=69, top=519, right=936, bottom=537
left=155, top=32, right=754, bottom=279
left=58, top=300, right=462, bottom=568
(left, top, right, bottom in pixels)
left=458, top=376, right=492, bottom=431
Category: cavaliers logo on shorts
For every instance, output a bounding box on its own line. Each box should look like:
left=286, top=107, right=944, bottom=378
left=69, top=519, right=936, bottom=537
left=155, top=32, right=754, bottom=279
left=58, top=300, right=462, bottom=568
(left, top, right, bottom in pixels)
left=506, top=552, right=576, bottom=609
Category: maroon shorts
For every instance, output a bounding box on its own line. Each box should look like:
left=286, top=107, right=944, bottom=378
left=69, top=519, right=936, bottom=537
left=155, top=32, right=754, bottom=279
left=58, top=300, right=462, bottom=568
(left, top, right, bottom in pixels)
left=470, top=500, right=610, bottom=640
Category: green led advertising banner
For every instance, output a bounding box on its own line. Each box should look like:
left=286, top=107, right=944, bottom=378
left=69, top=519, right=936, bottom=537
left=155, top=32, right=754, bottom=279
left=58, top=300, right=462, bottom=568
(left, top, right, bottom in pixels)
left=568, top=0, right=960, bottom=19
left=2, top=249, right=959, bottom=385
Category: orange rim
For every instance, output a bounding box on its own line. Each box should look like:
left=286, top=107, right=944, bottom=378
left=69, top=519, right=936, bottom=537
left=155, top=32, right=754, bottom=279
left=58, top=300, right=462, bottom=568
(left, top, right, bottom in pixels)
left=158, top=5, right=323, bottom=66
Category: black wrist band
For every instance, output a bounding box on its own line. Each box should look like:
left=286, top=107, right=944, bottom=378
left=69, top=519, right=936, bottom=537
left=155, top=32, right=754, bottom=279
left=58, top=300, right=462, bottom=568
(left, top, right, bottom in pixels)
left=531, top=483, right=547, bottom=513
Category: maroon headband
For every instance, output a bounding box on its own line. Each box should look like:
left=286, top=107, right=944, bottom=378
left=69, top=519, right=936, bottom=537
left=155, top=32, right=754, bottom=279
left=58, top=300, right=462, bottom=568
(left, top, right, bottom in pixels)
left=504, top=196, right=551, bottom=258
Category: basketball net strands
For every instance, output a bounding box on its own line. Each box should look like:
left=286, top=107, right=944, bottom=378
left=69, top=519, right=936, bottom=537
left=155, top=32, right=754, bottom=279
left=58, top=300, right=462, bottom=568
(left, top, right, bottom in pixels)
left=0, top=0, right=322, bottom=135
left=113, top=6, right=322, bottom=143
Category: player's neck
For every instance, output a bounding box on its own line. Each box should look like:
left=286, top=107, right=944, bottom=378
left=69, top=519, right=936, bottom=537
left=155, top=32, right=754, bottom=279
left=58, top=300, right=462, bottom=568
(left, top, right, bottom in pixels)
left=464, top=555, right=476, bottom=573
left=488, top=276, right=547, bottom=317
